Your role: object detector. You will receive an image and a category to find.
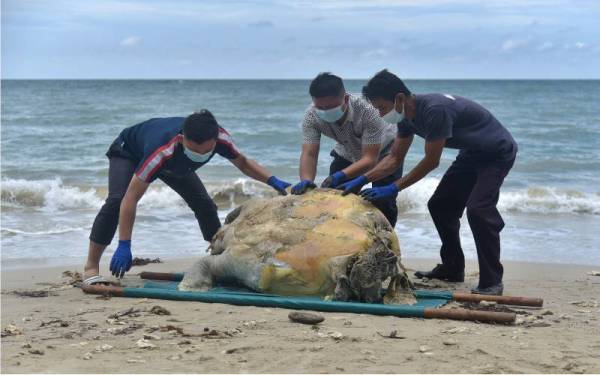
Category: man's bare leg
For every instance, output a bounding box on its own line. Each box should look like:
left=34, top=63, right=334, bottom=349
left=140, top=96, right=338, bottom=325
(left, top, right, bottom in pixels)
left=84, top=241, right=108, bottom=279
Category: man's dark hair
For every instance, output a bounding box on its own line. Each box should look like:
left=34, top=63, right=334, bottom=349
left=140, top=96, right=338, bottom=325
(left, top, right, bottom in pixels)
left=362, top=69, right=411, bottom=102
left=183, top=110, right=219, bottom=144
left=309, top=72, right=345, bottom=98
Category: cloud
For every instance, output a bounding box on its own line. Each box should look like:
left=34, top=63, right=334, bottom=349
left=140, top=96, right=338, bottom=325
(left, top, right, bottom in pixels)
left=120, top=36, right=142, bottom=47
left=247, top=21, right=274, bottom=28
left=574, top=42, right=587, bottom=49
left=501, top=38, right=529, bottom=52
left=537, top=41, right=554, bottom=51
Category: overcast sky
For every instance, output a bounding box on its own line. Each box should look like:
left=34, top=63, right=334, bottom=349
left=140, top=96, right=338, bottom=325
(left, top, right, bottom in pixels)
left=2, top=0, right=599, bottom=79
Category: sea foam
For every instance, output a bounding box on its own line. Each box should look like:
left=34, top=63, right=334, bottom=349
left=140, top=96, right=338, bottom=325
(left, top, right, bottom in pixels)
left=1, top=177, right=599, bottom=215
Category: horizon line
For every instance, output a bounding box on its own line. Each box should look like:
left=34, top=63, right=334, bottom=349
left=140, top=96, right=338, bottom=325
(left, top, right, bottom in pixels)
left=2, top=77, right=600, bottom=81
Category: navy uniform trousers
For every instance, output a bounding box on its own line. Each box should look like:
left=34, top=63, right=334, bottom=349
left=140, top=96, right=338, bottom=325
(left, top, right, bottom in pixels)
left=428, top=151, right=515, bottom=288
left=89, top=156, right=221, bottom=246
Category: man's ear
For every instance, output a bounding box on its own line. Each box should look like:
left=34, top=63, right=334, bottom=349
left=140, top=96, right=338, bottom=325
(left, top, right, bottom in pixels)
left=395, top=93, right=405, bottom=113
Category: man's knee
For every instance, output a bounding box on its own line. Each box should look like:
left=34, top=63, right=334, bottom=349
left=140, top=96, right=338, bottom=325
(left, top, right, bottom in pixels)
left=466, top=204, right=504, bottom=230
left=427, top=194, right=444, bottom=215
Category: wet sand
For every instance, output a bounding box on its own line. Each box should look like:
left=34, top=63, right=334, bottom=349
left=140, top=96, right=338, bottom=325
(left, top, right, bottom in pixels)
left=1, top=257, right=599, bottom=373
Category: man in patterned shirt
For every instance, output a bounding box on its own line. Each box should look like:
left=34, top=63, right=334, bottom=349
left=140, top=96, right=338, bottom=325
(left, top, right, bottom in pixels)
left=290, top=72, right=401, bottom=226
left=83, top=110, right=291, bottom=285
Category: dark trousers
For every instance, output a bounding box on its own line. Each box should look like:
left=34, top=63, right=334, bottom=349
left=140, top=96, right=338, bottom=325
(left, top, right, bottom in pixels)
left=329, top=150, right=402, bottom=227
left=89, top=156, right=221, bottom=246
left=427, top=152, right=515, bottom=287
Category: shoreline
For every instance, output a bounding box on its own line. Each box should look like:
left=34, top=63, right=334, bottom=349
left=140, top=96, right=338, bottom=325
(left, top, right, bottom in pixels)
left=1, top=257, right=599, bottom=373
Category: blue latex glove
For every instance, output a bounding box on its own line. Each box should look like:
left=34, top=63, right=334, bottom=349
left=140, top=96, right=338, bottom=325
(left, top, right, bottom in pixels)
left=291, top=180, right=316, bottom=195
left=320, top=171, right=346, bottom=188
left=338, top=175, right=369, bottom=196
left=267, top=176, right=292, bottom=195
left=110, top=240, right=132, bottom=278
left=360, top=183, right=400, bottom=201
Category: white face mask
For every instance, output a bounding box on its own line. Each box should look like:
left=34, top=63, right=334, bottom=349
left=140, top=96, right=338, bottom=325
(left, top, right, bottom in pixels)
left=184, top=146, right=213, bottom=163
left=381, top=99, right=404, bottom=124
left=315, top=103, right=346, bottom=123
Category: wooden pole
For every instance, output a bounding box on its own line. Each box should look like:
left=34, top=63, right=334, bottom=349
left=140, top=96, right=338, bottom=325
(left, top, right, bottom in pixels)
left=452, top=292, right=543, bottom=307
left=424, top=307, right=516, bottom=323
left=81, top=284, right=125, bottom=296
left=138, top=271, right=182, bottom=281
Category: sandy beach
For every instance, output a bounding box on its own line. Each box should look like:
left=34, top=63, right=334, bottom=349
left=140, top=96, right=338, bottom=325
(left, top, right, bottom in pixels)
left=1, top=257, right=599, bottom=373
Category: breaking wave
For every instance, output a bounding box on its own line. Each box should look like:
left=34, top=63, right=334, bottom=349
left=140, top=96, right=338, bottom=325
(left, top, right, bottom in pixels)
left=2, top=177, right=599, bottom=215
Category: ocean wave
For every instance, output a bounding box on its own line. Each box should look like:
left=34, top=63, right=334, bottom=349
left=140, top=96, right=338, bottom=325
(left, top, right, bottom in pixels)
left=0, top=177, right=274, bottom=212
left=398, top=177, right=600, bottom=215
left=2, top=177, right=598, bottom=215
left=1, top=226, right=89, bottom=236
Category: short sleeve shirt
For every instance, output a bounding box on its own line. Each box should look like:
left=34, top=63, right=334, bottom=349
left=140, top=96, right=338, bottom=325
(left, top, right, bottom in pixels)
left=112, top=117, right=240, bottom=183
left=301, top=95, right=397, bottom=162
left=397, top=94, right=518, bottom=160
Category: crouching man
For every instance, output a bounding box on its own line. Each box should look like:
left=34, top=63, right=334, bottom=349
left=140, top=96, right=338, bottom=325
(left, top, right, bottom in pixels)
left=83, top=111, right=290, bottom=284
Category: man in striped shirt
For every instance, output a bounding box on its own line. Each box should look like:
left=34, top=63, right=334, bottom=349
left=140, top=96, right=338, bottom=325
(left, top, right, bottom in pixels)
left=83, top=111, right=291, bottom=284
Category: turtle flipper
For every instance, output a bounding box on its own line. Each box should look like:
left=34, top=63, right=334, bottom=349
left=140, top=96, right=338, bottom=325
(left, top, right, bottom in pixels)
left=178, top=257, right=215, bottom=291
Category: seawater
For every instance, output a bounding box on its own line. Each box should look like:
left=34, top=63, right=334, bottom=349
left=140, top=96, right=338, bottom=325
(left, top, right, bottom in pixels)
left=2, top=79, right=599, bottom=267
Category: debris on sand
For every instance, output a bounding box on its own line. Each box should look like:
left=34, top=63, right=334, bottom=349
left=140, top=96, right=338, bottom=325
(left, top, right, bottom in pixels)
left=94, top=344, right=114, bottom=352
left=167, top=354, right=182, bottom=360
left=107, top=323, right=144, bottom=335
left=28, top=349, right=45, bottom=355
left=288, top=311, right=325, bottom=325
left=131, top=257, right=162, bottom=267
left=1, top=324, right=23, bottom=337
left=443, top=338, right=458, bottom=346
left=82, top=352, right=93, bottom=360
left=13, top=290, right=55, bottom=298
left=159, top=325, right=184, bottom=335
left=570, top=300, right=599, bottom=308
left=40, top=319, right=70, bottom=327
left=108, top=307, right=141, bottom=319
left=377, top=330, right=405, bottom=339
left=136, top=338, right=157, bottom=349
left=317, top=331, right=344, bottom=341
left=587, top=270, right=600, bottom=276
left=62, top=271, right=83, bottom=284
left=143, top=333, right=161, bottom=340
left=126, top=358, right=146, bottom=363
left=149, top=305, right=171, bottom=315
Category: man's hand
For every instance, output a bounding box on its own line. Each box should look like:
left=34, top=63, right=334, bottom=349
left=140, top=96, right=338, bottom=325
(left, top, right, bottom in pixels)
left=291, top=180, right=316, bottom=195
left=320, top=171, right=346, bottom=188
left=360, top=183, right=399, bottom=201
left=267, top=176, right=291, bottom=195
left=338, top=175, right=368, bottom=196
left=110, top=240, right=132, bottom=278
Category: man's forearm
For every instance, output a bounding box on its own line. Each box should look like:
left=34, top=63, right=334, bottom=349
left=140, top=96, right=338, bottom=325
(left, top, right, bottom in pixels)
left=340, top=156, right=377, bottom=180
left=299, top=153, right=318, bottom=181
left=240, top=158, right=270, bottom=183
left=118, top=195, right=138, bottom=241
left=364, top=154, right=403, bottom=183
left=394, top=158, right=439, bottom=191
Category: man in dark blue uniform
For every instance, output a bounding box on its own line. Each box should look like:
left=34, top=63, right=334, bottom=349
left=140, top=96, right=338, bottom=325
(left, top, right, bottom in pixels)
left=339, top=70, right=517, bottom=295
left=83, top=110, right=290, bottom=284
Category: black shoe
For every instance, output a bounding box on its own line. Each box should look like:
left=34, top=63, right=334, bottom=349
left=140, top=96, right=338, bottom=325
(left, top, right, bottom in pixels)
left=414, top=264, right=464, bottom=282
left=471, top=282, right=504, bottom=296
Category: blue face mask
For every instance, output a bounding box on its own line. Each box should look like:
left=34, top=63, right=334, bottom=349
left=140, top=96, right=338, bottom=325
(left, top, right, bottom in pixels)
left=184, top=147, right=213, bottom=163
left=315, top=103, right=346, bottom=123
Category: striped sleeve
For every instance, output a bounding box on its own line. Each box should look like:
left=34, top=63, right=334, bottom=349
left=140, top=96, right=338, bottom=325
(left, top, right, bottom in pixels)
left=135, top=134, right=182, bottom=182
left=215, top=127, right=241, bottom=160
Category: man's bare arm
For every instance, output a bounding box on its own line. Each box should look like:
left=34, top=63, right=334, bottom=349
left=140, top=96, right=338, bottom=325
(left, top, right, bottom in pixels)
left=364, top=136, right=413, bottom=182
left=299, top=143, right=320, bottom=181
left=394, top=138, right=445, bottom=191
left=118, top=175, right=149, bottom=241
left=339, top=143, right=380, bottom=179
